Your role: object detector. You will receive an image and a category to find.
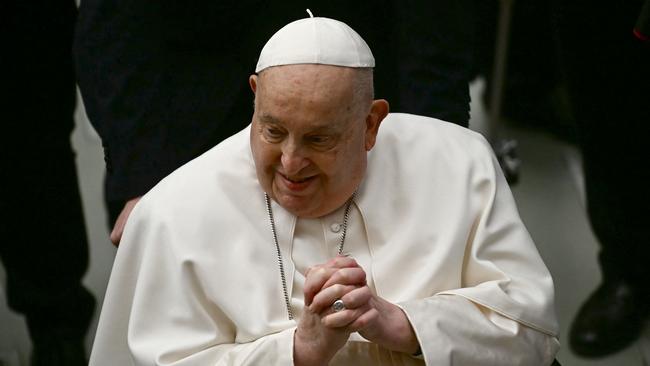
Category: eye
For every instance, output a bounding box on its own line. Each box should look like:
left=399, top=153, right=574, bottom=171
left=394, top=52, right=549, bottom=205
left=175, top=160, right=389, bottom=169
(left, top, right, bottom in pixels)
left=306, top=135, right=338, bottom=151
left=307, top=135, right=330, bottom=144
left=263, top=126, right=285, bottom=141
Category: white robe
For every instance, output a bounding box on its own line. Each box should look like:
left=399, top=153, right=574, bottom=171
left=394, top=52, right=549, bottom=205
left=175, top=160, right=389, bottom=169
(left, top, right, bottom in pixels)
left=90, top=113, right=560, bottom=365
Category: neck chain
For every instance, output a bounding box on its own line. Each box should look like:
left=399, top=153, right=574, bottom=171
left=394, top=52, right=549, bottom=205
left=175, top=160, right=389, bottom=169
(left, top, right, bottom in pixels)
left=264, top=192, right=356, bottom=320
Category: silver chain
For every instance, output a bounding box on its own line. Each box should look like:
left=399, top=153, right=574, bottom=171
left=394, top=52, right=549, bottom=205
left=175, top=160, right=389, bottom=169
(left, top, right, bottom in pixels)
left=264, top=192, right=356, bottom=320
left=337, top=192, right=355, bottom=255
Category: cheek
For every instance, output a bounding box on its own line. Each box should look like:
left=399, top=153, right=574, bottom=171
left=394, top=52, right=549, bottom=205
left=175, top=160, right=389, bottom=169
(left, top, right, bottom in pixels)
left=341, top=144, right=367, bottom=180
left=251, top=139, right=274, bottom=173
left=320, top=149, right=357, bottom=182
left=257, top=145, right=281, bottom=173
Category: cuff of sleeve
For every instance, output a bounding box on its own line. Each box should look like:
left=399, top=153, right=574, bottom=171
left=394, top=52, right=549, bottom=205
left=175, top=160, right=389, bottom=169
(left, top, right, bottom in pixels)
left=398, top=295, right=560, bottom=365
left=266, top=327, right=296, bottom=366
left=395, top=300, right=434, bottom=364
left=397, top=295, right=474, bottom=364
left=234, top=326, right=296, bottom=365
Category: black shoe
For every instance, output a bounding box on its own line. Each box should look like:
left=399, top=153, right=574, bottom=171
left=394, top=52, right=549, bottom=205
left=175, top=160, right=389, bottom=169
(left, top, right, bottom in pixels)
left=570, top=280, right=650, bottom=358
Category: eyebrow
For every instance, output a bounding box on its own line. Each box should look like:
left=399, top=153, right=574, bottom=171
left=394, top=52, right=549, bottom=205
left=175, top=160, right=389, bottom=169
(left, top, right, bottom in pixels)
left=258, top=113, right=341, bottom=133
left=259, top=114, right=282, bottom=125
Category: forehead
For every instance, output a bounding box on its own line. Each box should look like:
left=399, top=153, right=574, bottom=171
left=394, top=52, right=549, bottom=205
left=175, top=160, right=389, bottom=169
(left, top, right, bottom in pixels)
left=256, top=65, right=359, bottom=128
left=259, top=63, right=357, bottom=83
left=258, top=65, right=357, bottom=104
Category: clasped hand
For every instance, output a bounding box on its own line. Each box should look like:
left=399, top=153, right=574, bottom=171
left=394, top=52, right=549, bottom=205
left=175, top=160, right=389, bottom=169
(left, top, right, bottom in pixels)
left=293, top=256, right=419, bottom=366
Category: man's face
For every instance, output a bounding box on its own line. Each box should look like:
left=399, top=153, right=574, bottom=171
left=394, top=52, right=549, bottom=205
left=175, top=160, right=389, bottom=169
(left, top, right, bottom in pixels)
left=249, top=65, right=384, bottom=218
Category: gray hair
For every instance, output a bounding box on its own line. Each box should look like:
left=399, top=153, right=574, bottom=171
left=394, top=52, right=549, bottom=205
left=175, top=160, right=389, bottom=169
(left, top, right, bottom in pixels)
left=351, top=68, right=374, bottom=117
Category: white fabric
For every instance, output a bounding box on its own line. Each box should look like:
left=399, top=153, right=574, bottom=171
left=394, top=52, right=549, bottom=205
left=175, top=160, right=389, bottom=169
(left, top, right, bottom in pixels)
left=90, top=113, right=560, bottom=365
left=255, top=16, right=375, bottom=73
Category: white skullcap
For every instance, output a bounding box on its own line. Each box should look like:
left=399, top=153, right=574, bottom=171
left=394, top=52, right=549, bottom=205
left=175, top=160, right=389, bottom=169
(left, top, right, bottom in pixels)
left=255, top=11, right=375, bottom=73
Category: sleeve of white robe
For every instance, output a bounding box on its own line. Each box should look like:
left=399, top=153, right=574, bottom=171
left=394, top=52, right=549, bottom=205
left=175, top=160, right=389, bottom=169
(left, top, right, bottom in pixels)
left=88, top=199, right=295, bottom=366
left=398, top=138, right=560, bottom=366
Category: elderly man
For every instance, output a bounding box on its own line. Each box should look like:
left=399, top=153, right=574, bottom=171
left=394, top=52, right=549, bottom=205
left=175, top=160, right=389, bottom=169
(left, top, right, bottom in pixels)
left=90, top=15, right=559, bottom=365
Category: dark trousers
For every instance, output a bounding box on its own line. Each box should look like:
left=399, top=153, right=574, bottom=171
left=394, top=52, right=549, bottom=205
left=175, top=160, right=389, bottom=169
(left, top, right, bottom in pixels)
left=554, top=0, right=650, bottom=287
left=0, top=0, right=95, bottom=343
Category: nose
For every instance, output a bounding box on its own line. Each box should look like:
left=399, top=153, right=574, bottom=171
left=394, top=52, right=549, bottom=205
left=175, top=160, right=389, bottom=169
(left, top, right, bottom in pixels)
left=280, top=141, right=310, bottom=176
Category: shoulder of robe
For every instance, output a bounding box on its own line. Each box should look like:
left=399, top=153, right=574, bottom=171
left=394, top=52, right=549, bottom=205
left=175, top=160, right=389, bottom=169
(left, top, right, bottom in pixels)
left=373, top=113, right=497, bottom=177
left=129, top=125, right=260, bottom=232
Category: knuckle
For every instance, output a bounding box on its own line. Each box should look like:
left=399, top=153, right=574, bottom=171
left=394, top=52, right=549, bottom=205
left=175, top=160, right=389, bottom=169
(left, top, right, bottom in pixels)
left=342, top=290, right=357, bottom=304
left=321, top=316, right=332, bottom=327
left=334, top=256, right=358, bottom=268
left=336, top=269, right=350, bottom=282
left=354, top=267, right=366, bottom=278
left=341, top=268, right=357, bottom=282
left=305, top=265, right=322, bottom=280
left=346, top=268, right=360, bottom=280
left=305, top=266, right=314, bottom=276
left=342, top=312, right=357, bottom=328
left=343, top=292, right=355, bottom=305
left=333, top=283, right=347, bottom=295
left=359, top=286, right=371, bottom=297
left=357, top=318, right=368, bottom=328
left=354, top=316, right=368, bottom=329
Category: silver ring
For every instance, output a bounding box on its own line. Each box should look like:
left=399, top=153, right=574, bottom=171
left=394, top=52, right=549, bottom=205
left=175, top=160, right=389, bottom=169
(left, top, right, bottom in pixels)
left=332, top=299, right=346, bottom=312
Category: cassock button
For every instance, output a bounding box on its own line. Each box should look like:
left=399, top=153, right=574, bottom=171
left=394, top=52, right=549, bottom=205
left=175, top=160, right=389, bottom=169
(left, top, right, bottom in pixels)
left=330, top=223, right=342, bottom=233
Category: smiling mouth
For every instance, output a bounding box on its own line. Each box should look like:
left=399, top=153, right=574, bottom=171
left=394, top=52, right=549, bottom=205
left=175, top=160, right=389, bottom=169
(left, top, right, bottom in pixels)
left=277, top=172, right=316, bottom=190
left=278, top=173, right=314, bottom=183
left=284, top=175, right=312, bottom=183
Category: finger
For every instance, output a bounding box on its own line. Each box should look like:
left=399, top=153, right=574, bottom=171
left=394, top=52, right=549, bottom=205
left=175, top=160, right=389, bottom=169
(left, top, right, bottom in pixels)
left=110, top=214, right=127, bottom=246
left=304, top=257, right=360, bottom=292
left=348, top=307, right=379, bottom=333
left=321, top=307, right=368, bottom=328
left=310, top=284, right=357, bottom=313
left=340, top=286, right=373, bottom=309
left=322, top=267, right=367, bottom=289
left=303, top=266, right=339, bottom=306
left=109, top=196, right=141, bottom=247
left=304, top=258, right=363, bottom=306
left=325, top=255, right=360, bottom=270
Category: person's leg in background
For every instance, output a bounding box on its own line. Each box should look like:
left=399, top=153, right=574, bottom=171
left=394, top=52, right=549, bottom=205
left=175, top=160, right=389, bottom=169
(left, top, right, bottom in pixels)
left=554, top=0, right=650, bottom=358
left=0, top=1, right=95, bottom=365
left=394, top=0, right=476, bottom=128
left=474, top=0, right=576, bottom=142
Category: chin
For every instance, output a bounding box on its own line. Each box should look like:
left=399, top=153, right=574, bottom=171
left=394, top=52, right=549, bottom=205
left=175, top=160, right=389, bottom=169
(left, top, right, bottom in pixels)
left=278, top=198, right=319, bottom=218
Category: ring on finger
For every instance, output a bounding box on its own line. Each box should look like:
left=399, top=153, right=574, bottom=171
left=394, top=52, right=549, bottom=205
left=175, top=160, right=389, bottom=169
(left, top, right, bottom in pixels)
left=332, top=299, right=346, bottom=312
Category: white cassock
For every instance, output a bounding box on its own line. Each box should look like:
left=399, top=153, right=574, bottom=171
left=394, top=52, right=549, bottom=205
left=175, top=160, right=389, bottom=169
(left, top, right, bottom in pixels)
left=90, top=113, right=560, bottom=365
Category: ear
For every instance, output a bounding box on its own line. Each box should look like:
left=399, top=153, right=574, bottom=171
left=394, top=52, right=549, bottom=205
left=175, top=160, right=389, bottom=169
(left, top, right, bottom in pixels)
left=364, top=99, right=389, bottom=151
left=249, top=74, right=258, bottom=94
